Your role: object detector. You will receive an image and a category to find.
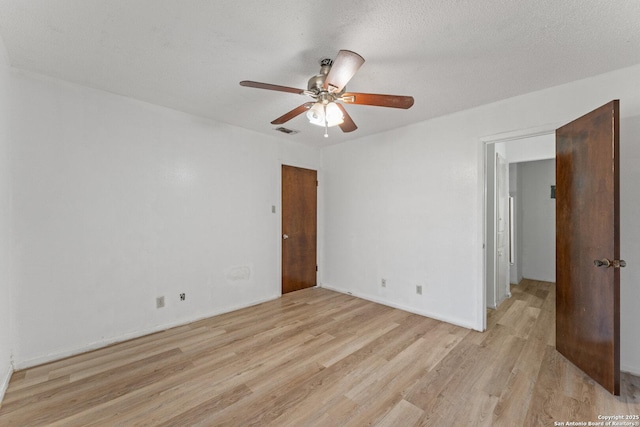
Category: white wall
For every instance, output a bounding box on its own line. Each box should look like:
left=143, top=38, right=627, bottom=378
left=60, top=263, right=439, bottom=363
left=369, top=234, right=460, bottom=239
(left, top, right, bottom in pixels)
left=322, top=112, right=486, bottom=330
left=520, top=159, right=556, bottom=282
left=9, top=70, right=320, bottom=368
left=0, top=36, right=15, bottom=402
left=505, top=133, right=555, bottom=163
left=321, top=63, right=640, bottom=374
left=620, top=115, right=640, bottom=376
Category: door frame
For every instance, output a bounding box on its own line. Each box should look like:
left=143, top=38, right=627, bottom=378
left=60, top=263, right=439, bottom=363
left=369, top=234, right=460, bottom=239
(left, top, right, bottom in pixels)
left=480, top=124, right=562, bottom=330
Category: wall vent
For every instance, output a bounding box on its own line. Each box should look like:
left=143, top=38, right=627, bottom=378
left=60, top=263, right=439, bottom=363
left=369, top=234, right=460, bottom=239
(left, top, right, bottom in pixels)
left=274, top=127, right=299, bottom=135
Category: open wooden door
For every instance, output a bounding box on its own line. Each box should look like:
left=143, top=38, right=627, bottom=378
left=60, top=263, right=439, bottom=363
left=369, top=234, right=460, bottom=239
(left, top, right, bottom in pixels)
left=281, top=165, right=317, bottom=294
left=556, top=100, right=622, bottom=395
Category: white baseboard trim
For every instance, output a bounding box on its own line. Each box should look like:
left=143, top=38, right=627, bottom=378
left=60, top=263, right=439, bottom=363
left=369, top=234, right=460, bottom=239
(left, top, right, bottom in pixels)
left=320, top=284, right=480, bottom=331
left=622, top=365, right=640, bottom=377
left=13, top=294, right=280, bottom=370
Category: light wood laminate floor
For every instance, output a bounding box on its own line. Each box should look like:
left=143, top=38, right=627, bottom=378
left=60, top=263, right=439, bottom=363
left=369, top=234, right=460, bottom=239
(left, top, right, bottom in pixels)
left=1, top=280, right=639, bottom=426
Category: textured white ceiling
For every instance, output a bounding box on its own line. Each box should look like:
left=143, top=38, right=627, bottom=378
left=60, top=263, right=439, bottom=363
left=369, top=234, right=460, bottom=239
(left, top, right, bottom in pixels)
left=1, top=0, right=639, bottom=146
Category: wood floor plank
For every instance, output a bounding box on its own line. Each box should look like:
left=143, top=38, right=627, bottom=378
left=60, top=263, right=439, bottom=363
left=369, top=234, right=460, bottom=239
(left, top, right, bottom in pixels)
left=404, top=338, right=484, bottom=412
left=497, top=301, right=541, bottom=340
left=623, top=372, right=640, bottom=404
left=525, top=345, right=581, bottom=425
left=1, top=282, right=638, bottom=426
left=6, top=324, right=196, bottom=392
left=154, top=383, right=254, bottom=427
left=492, top=368, right=537, bottom=426
left=457, top=389, right=500, bottom=427
left=267, top=356, right=389, bottom=426
left=1, top=349, right=192, bottom=425
left=366, top=398, right=424, bottom=427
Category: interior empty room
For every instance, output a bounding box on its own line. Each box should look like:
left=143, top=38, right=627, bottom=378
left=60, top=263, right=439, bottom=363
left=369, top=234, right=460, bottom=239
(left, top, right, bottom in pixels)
left=1, top=2, right=639, bottom=425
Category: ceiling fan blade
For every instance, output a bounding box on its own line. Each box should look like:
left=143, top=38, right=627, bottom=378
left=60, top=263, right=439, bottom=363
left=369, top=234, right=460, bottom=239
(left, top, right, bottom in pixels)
left=341, top=92, right=414, bottom=109
left=271, top=102, right=314, bottom=125
left=324, top=50, right=365, bottom=93
left=336, top=104, right=357, bottom=132
left=240, top=80, right=305, bottom=95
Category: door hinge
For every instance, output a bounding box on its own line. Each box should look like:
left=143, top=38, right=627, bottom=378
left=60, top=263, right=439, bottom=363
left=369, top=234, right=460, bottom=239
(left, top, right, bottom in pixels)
left=316, top=265, right=318, bottom=272
left=316, top=180, right=319, bottom=187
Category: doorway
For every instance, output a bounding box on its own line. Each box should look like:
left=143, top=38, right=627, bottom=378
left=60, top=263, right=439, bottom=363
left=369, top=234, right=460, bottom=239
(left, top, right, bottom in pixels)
left=484, top=132, right=556, bottom=315
left=510, top=159, right=557, bottom=284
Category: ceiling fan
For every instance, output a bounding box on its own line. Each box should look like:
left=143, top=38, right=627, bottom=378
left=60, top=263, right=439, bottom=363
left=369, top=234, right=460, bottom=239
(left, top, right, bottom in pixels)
left=240, top=50, right=414, bottom=138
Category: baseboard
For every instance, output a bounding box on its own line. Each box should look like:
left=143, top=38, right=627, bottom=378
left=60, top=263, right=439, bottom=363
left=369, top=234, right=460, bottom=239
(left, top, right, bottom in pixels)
left=320, top=284, right=480, bottom=331
left=521, top=276, right=556, bottom=285
left=13, top=294, right=280, bottom=370
left=622, top=365, right=640, bottom=377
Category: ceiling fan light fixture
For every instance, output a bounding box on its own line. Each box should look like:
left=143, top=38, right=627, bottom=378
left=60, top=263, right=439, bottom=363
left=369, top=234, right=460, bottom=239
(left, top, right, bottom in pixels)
left=324, top=102, right=344, bottom=126
left=306, top=102, right=324, bottom=126
left=306, top=102, right=344, bottom=127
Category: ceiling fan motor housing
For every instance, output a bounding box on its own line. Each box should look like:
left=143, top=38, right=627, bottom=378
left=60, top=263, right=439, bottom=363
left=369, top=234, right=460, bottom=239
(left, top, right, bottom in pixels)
left=307, top=60, right=344, bottom=100
left=307, top=63, right=330, bottom=93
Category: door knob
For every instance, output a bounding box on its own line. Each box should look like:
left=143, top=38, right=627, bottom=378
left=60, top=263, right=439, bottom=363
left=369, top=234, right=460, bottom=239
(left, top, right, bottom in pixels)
left=594, top=259, right=610, bottom=267
left=594, top=259, right=626, bottom=268
left=283, top=234, right=289, bottom=240
left=612, top=259, right=626, bottom=268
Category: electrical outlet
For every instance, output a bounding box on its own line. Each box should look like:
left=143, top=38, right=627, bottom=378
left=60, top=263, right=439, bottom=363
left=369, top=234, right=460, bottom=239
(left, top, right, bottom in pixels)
left=156, top=296, right=165, bottom=308
left=416, top=285, right=423, bottom=295
left=381, top=278, right=387, bottom=288
left=179, top=293, right=186, bottom=301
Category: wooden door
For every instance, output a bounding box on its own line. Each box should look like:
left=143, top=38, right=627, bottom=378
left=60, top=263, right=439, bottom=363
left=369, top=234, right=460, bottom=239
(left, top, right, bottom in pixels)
left=556, top=100, right=621, bottom=395
left=281, top=165, right=317, bottom=294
